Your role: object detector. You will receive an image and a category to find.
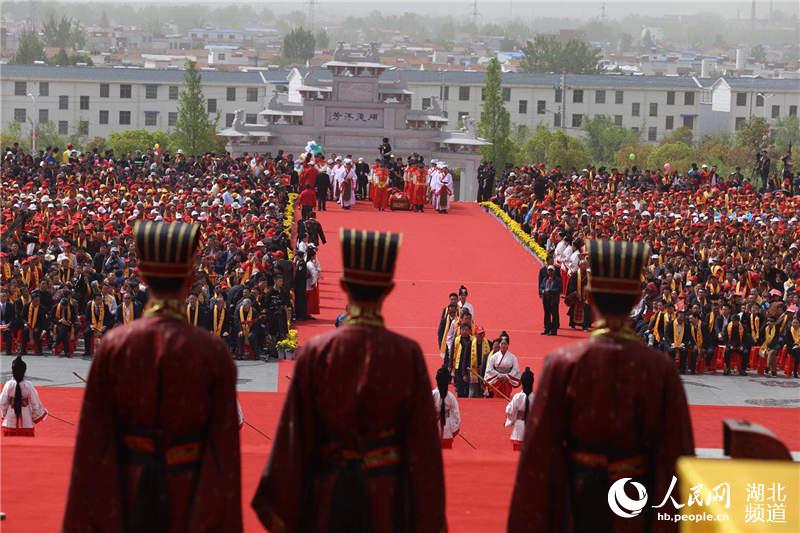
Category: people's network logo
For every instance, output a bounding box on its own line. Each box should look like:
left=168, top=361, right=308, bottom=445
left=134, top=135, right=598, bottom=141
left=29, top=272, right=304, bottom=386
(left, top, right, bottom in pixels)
left=608, top=478, right=649, bottom=518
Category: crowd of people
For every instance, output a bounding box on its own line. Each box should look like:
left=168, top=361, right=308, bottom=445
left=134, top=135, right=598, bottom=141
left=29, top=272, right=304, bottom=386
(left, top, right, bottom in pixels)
left=0, top=143, right=316, bottom=360
left=491, top=157, right=800, bottom=378
left=293, top=141, right=456, bottom=215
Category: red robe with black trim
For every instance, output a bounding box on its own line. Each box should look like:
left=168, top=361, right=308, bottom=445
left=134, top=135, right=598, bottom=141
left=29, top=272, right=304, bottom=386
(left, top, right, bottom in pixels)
left=62, top=315, right=242, bottom=533
left=508, top=334, right=694, bottom=533
left=252, top=323, right=446, bottom=533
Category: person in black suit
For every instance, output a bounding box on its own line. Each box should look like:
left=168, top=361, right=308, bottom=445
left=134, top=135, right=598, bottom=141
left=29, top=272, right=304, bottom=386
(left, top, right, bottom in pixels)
left=0, top=289, right=16, bottom=354
left=293, top=251, right=309, bottom=321
left=539, top=265, right=562, bottom=336
left=538, top=255, right=554, bottom=298
left=741, top=303, right=762, bottom=374
left=722, top=313, right=747, bottom=375
left=22, top=290, right=48, bottom=355
left=687, top=312, right=712, bottom=374
left=115, top=291, right=143, bottom=326
left=185, top=293, right=211, bottom=331
left=666, top=311, right=692, bottom=374
left=315, top=164, right=331, bottom=210
left=52, top=292, right=78, bottom=357
left=84, top=292, right=113, bottom=357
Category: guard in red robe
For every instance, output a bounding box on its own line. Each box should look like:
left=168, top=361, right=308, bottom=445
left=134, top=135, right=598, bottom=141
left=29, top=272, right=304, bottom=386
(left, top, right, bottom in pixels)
left=508, top=239, right=694, bottom=533
left=252, top=228, right=446, bottom=533
left=63, top=221, right=242, bottom=533
left=373, top=163, right=391, bottom=211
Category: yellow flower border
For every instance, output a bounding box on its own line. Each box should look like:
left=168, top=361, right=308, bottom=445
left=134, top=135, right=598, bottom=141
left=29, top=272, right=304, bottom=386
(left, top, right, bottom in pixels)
left=481, top=202, right=547, bottom=261
left=284, top=193, right=298, bottom=261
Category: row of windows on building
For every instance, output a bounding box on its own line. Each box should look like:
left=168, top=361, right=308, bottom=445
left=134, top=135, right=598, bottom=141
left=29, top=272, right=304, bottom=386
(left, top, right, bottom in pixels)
left=424, top=92, right=797, bottom=120
left=13, top=81, right=260, bottom=102
left=436, top=86, right=701, bottom=106
left=12, top=108, right=256, bottom=134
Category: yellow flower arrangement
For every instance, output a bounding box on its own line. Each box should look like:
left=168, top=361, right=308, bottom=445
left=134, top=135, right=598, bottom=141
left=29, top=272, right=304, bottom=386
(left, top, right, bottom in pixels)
left=481, top=202, right=547, bottom=260
left=284, top=193, right=298, bottom=260
left=277, top=329, right=299, bottom=351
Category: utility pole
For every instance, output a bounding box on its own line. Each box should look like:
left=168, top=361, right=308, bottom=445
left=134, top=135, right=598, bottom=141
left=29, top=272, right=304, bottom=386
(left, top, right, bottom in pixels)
left=472, top=0, right=478, bottom=29
left=307, top=0, right=316, bottom=32
left=560, top=72, right=567, bottom=132
left=27, top=93, right=37, bottom=153
left=601, top=2, right=606, bottom=20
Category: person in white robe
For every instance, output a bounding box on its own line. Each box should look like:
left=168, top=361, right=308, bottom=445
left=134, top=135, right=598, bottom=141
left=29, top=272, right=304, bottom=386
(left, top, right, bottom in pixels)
left=432, top=366, right=461, bottom=448
left=337, top=159, right=358, bottom=209
left=0, top=356, right=47, bottom=436
left=456, top=285, right=474, bottom=322
left=431, top=162, right=453, bottom=213
left=330, top=157, right=343, bottom=199
left=484, top=334, right=520, bottom=399
left=504, top=367, right=534, bottom=450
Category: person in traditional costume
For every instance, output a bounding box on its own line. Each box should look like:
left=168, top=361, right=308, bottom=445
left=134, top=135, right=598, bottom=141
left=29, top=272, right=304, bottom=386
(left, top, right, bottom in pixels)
left=432, top=365, right=461, bottom=449
left=508, top=239, right=694, bottom=533
left=484, top=334, right=521, bottom=398
left=470, top=326, right=492, bottom=397
left=456, top=285, right=474, bottom=321
left=566, top=260, right=591, bottom=331
left=431, top=162, right=453, bottom=214
left=505, top=367, right=534, bottom=451
left=452, top=322, right=474, bottom=397
left=438, top=302, right=459, bottom=370
left=305, top=247, right=321, bottom=316
left=0, top=356, right=47, bottom=436
left=372, top=161, right=391, bottom=211
left=63, top=221, right=242, bottom=532
left=252, top=228, right=446, bottom=533
left=411, top=163, right=428, bottom=212
left=337, top=159, right=357, bottom=210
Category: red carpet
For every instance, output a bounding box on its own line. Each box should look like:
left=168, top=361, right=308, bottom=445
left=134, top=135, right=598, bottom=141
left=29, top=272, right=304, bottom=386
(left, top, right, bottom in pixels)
left=1, top=201, right=797, bottom=532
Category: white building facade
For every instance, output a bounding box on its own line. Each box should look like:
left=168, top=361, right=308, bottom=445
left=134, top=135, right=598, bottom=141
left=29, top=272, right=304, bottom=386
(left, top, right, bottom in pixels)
left=2, top=64, right=798, bottom=146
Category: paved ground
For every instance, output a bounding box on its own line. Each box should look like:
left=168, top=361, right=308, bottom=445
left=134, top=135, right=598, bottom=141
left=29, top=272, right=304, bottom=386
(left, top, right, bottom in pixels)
left=0, top=353, right=279, bottom=392
left=3, top=352, right=798, bottom=406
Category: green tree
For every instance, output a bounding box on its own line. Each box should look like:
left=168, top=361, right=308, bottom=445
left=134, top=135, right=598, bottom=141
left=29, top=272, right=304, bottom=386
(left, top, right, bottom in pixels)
left=582, top=115, right=641, bottom=163
left=751, top=44, right=767, bottom=64
left=282, top=27, right=315, bottom=64
left=660, top=126, right=694, bottom=146
left=646, top=142, right=696, bottom=174
left=35, top=121, right=69, bottom=151
left=614, top=143, right=654, bottom=170
left=42, top=15, right=85, bottom=49
left=174, top=60, right=219, bottom=155
left=314, top=28, right=330, bottom=50
left=735, top=117, right=770, bottom=155
left=50, top=48, right=70, bottom=66
left=84, top=136, right=108, bottom=154
left=545, top=130, right=591, bottom=170
left=12, top=28, right=45, bottom=64
left=107, top=130, right=174, bottom=156
left=520, top=35, right=600, bottom=74
left=772, top=116, right=800, bottom=154
left=478, top=58, right=512, bottom=170
left=513, top=125, right=553, bottom=166
left=1, top=121, right=27, bottom=150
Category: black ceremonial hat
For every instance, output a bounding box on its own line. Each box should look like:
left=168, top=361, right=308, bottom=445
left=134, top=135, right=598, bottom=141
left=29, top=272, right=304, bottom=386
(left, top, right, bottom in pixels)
left=587, top=240, right=650, bottom=295
left=134, top=221, right=201, bottom=278
left=340, top=228, right=402, bottom=287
